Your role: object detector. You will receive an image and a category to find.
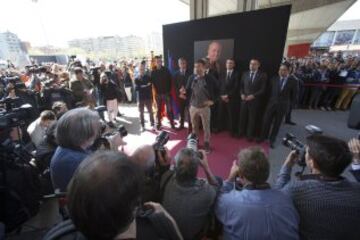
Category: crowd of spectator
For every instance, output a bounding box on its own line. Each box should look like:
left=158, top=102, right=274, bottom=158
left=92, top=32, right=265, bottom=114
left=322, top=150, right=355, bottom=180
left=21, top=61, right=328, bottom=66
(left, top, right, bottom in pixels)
left=286, top=54, right=360, bottom=111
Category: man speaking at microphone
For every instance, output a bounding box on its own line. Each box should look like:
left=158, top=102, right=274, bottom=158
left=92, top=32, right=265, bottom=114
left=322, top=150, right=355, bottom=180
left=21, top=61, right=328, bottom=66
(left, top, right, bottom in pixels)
left=182, top=59, right=216, bottom=153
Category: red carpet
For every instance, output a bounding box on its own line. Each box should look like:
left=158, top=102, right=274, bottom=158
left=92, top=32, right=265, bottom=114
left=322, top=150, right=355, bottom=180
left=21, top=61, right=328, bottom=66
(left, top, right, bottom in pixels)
left=122, top=126, right=269, bottom=179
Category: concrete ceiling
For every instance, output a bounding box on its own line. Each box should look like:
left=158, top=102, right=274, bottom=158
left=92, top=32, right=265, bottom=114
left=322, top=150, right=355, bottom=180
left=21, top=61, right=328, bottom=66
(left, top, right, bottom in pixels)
left=180, top=0, right=357, bottom=46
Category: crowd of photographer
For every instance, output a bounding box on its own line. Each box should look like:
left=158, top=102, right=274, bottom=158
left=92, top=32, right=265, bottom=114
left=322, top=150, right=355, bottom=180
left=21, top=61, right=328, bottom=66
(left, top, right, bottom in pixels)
left=0, top=54, right=360, bottom=239
left=38, top=117, right=360, bottom=240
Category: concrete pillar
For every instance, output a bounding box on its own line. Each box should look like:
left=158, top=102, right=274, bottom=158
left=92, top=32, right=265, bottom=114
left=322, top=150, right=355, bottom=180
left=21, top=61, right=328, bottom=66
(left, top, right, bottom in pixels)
left=190, top=0, right=208, bottom=20
left=238, top=0, right=259, bottom=12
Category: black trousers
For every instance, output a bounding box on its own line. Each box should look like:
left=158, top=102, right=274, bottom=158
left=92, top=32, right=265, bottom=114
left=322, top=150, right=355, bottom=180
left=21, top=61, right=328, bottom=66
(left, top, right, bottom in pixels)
left=238, top=100, right=261, bottom=139
left=210, top=100, right=220, bottom=131
left=217, top=98, right=240, bottom=134
left=139, top=99, right=154, bottom=127
left=285, top=104, right=293, bottom=122
left=155, top=94, right=174, bottom=126
left=262, top=103, right=287, bottom=143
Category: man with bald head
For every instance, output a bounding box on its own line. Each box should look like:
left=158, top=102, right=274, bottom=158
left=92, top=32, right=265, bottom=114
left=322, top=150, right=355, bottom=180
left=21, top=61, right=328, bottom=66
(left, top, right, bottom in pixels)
left=131, top=144, right=171, bottom=202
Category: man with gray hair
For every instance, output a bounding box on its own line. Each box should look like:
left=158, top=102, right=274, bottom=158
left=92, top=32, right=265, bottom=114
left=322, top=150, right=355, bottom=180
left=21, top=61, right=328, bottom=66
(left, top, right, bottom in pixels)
left=50, top=107, right=123, bottom=192
left=215, top=147, right=299, bottom=240
left=161, top=148, right=218, bottom=240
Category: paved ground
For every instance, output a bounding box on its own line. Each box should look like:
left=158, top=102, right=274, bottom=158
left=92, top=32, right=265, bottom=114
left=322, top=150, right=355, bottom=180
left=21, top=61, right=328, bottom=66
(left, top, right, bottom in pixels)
left=7, top=106, right=359, bottom=239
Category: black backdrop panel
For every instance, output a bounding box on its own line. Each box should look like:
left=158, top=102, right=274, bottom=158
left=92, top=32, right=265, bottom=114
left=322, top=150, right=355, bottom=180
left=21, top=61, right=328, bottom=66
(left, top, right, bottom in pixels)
left=163, top=5, right=291, bottom=78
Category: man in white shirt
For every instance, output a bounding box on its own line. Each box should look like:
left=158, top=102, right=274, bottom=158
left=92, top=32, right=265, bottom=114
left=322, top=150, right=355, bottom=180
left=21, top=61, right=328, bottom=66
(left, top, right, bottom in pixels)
left=27, top=110, right=56, bottom=148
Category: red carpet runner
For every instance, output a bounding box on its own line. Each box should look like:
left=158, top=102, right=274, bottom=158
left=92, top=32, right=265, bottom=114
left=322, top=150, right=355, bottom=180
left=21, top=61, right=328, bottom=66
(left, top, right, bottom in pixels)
left=122, top=126, right=269, bottom=179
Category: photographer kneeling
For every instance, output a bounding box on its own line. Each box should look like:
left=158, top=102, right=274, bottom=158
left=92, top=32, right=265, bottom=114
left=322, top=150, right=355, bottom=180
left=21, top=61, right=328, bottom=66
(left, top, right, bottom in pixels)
left=44, top=151, right=183, bottom=240
left=215, top=147, right=299, bottom=240
left=160, top=148, right=219, bottom=240
left=276, top=135, right=360, bottom=240
left=50, top=108, right=123, bottom=192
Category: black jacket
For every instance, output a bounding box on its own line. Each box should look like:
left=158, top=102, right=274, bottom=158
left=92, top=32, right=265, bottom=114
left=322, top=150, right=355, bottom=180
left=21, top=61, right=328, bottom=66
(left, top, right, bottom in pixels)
left=151, top=66, right=172, bottom=95
left=100, top=80, right=118, bottom=101
left=135, top=75, right=153, bottom=101
left=268, top=75, right=298, bottom=107
left=240, top=70, right=267, bottom=99
left=173, top=69, right=192, bottom=97
left=185, top=74, right=216, bottom=104
left=220, top=70, right=240, bottom=99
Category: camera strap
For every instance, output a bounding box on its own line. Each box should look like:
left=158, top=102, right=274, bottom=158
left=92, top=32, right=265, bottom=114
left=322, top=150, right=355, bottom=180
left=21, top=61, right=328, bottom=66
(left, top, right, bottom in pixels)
left=243, top=182, right=271, bottom=190
left=299, top=174, right=343, bottom=182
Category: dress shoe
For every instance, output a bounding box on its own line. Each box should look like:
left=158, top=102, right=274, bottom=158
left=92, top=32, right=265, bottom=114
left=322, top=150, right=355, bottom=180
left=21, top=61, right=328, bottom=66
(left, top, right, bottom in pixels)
left=285, top=121, right=296, bottom=126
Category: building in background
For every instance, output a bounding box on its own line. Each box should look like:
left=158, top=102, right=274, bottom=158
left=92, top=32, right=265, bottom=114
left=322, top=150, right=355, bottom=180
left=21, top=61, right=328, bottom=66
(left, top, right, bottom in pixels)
left=0, top=31, right=30, bottom=67
left=312, top=19, right=360, bottom=56
left=68, top=34, right=148, bottom=59
left=146, top=32, right=163, bottom=55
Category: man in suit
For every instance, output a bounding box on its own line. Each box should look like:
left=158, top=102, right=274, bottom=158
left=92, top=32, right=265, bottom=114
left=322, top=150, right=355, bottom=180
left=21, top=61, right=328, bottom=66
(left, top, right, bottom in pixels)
left=203, top=58, right=221, bottom=133
left=218, top=58, right=240, bottom=135
left=239, top=59, right=267, bottom=141
left=173, top=58, right=192, bottom=130
left=261, top=63, right=298, bottom=148
left=151, top=56, right=175, bottom=130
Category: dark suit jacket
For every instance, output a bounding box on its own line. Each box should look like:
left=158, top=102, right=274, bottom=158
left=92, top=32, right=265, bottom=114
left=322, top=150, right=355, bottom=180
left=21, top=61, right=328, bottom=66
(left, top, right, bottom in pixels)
left=268, top=75, right=298, bottom=107
left=350, top=169, right=360, bottom=182
left=220, top=70, right=240, bottom=99
left=173, top=69, right=192, bottom=97
left=69, top=78, right=93, bottom=102
left=240, top=70, right=267, bottom=99
left=151, top=66, right=172, bottom=95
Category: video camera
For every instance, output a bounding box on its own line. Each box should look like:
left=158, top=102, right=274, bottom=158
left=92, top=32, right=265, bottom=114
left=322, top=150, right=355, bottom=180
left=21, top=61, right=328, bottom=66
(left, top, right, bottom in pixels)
left=186, top=133, right=204, bottom=159
left=0, top=102, right=33, bottom=130
left=26, top=65, right=48, bottom=74
left=3, top=76, right=26, bottom=90
left=91, top=106, right=128, bottom=150
left=282, top=125, right=323, bottom=167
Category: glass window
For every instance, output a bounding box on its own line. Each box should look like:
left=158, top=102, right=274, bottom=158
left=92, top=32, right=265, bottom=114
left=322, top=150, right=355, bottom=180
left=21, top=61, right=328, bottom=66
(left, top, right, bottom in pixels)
left=312, top=31, right=335, bottom=47
left=334, top=30, right=355, bottom=45
left=353, top=30, right=360, bottom=45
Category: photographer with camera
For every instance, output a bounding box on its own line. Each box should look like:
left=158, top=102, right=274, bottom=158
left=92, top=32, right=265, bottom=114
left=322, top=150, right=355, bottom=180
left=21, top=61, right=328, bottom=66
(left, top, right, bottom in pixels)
left=215, top=147, right=299, bottom=240
left=276, top=135, right=360, bottom=240
left=69, top=67, right=94, bottom=107
left=99, top=72, right=119, bottom=127
left=44, top=151, right=183, bottom=240
left=50, top=108, right=124, bottom=192
left=160, top=147, right=218, bottom=240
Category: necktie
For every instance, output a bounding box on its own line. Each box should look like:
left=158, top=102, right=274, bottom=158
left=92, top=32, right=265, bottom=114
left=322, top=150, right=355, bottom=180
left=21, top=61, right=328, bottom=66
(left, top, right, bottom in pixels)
left=280, top=78, right=284, bottom=90
left=250, top=72, right=254, bottom=83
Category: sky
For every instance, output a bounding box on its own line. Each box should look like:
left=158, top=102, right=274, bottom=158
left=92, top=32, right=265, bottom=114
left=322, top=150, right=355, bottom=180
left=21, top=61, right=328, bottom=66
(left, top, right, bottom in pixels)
left=0, top=0, right=359, bottom=47
left=338, top=0, right=360, bottom=21
left=0, top=0, right=189, bottom=47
